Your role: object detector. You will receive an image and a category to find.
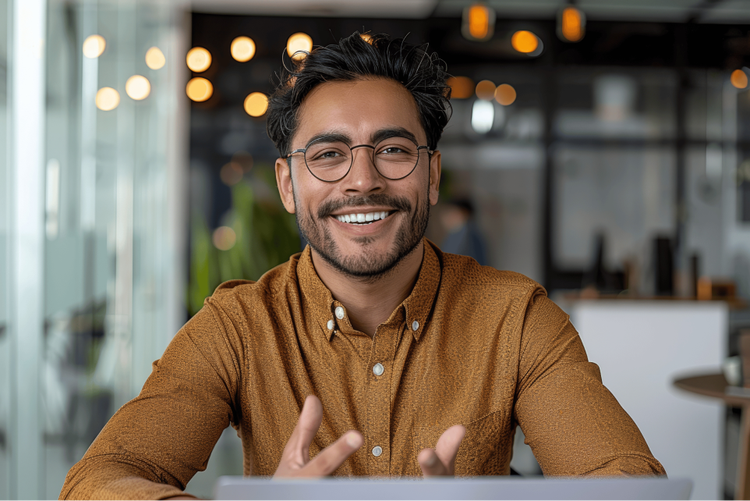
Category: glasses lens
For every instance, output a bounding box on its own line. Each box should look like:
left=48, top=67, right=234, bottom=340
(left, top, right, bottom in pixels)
left=373, top=137, right=420, bottom=180
left=304, top=140, right=352, bottom=181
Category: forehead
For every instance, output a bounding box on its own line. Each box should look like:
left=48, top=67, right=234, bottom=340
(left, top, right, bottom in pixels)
left=294, top=78, right=425, bottom=145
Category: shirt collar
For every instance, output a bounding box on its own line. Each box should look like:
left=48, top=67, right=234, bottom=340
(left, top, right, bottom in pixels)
left=294, top=238, right=442, bottom=342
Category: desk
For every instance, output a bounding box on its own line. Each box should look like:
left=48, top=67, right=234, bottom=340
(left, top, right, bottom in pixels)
left=674, top=373, right=750, bottom=500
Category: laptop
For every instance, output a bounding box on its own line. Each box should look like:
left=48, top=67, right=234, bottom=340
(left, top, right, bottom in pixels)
left=214, top=476, right=693, bottom=500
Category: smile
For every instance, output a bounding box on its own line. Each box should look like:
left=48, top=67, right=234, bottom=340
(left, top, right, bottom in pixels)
left=334, top=211, right=391, bottom=225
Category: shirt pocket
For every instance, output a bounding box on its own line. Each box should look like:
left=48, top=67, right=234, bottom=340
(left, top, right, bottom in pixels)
left=414, top=409, right=513, bottom=477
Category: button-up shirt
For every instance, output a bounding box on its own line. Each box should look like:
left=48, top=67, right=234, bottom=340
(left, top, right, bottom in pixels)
left=61, top=240, right=665, bottom=500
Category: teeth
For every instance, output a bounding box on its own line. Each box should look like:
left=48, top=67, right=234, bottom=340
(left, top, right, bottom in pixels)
left=335, top=211, right=391, bottom=224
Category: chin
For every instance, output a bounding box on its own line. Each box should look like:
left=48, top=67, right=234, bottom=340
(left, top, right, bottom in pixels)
left=314, top=238, right=420, bottom=280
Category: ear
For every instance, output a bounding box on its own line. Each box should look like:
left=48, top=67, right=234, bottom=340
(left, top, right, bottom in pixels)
left=275, top=157, right=296, bottom=214
left=428, top=150, right=442, bottom=206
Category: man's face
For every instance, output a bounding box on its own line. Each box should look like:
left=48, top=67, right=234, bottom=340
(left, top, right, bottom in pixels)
left=275, top=78, right=441, bottom=279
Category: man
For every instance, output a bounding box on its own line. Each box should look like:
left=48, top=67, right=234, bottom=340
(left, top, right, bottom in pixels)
left=60, top=32, right=665, bottom=500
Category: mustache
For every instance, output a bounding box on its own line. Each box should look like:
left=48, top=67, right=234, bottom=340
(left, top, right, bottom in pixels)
left=317, top=194, right=412, bottom=219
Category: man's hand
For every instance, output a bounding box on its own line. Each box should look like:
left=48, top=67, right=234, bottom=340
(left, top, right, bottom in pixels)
left=417, top=425, right=466, bottom=476
left=274, top=395, right=363, bottom=478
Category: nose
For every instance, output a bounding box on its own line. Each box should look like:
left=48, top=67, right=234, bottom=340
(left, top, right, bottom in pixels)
left=340, top=145, right=386, bottom=195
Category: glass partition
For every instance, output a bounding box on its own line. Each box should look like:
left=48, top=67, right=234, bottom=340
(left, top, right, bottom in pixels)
left=0, top=0, right=10, bottom=498
left=41, top=1, right=187, bottom=496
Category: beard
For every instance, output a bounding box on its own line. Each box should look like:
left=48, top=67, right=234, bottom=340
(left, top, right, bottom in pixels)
left=294, top=190, right=430, bottom=280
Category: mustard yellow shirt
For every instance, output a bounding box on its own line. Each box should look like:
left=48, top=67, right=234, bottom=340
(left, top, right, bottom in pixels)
left=60, top=240, right=665, bottom=500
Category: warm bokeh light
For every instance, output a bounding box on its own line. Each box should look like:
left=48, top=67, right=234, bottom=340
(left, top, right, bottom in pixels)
left=287, top=32, right=313, bottom=61
left=82, top=35, right=106, bottom=58
left=232, top=151, right=254, bottom=172
left=494, top=84, right=517, bottom=105
left=231, top=36, right=256, bottom=62
left=220, top=162, right=244, bottom=186
left=186, top=77, right=213, bottom=102
left=95, top=87, right=120, bottom=111
left=186, top=47, right=212, bottom=72
left=244, top=92, right=269, bottom=117
left=475, top=80, right=496, bottom=101
left=447, top=76, right=475, bottom=99
left=731, top=69, right=748, bottom=89
left=466, top=4, right=492, bottom=40
left=360, top=33, right=373, bottom=44
left=212, top=226, right=237, bottom=251
left=560, top=6, right=585, bottom=42
left=145, top=47, right=166, bottom=70
left=125, top=75, right=151, bottom=100
left=511, top=30, right=539, bottom=54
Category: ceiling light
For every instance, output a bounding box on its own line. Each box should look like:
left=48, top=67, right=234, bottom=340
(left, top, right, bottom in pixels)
left=495, top=84, right=517, bottom=106
left=471, top=100, right=494, bottom=134
left=231, top=36, right=256, bottom=62
left=446, top=76, right=474, bottom=99
left=82, top=35, right=106, bottom=58
left=186, top=77, right=213, bottom=102
left=558, top=6, right=585, bottom=43
left=462, top=3, right=495, bottom=42
left=95, top=87, right=120, bottom=111
left=145, top=47, right=166, bottom=70
left=731, top=69, right=748, bottom=89
left=186, top=47, right=211, bottom=72
left=244, top=92, right=269, bottom=117
left=125, top=75, right=151, bottom=100
left=475, top=80, right=496, bottom=101
left=512, top=31, right=539, bottom=54
left=287, top=33, right=312, bottom=61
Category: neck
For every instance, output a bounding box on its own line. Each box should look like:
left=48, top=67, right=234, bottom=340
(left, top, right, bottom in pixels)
left=311, top=241, right=425, bottom=337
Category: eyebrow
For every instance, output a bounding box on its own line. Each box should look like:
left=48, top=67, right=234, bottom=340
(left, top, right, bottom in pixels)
left=303, top=127, right=420, bottom=147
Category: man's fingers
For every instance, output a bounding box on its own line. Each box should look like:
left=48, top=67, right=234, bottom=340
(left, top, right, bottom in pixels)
left=419, top=424, right=466, bottom=477
left=435, top=424, right=466, bottom=467
left=282, top=395, right=323, bottom=465
left=301, top=431, right=363, bottom=477
left=418, top=448, right=447, bottom=476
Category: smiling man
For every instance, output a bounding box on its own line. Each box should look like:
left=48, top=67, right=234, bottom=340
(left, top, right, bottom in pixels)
left=60, top=32, right=665, bottom=500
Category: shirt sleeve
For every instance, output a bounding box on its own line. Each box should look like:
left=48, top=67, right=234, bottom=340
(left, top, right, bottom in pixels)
left=59, top=297, right=244, bottom=500
left=513, top=291, right=667, bottom=477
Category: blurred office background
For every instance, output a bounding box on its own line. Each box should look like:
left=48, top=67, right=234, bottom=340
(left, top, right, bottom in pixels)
left=4, top=0, right=750, bottom=499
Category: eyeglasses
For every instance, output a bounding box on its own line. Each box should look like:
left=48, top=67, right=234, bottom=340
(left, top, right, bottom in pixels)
left=285, top=136, right=433, bottom=183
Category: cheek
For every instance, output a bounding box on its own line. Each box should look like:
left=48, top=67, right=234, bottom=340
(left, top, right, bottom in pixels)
left=293, top=177, right=332, bottom=215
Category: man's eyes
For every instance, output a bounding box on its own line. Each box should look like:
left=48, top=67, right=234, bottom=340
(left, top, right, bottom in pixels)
left=319, top=150, right=344, bottom=158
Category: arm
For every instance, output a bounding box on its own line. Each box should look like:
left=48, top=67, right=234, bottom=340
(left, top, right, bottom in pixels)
left=513, top=292, right=666, bottom=477
left=60, top=300, right=242, bottom=500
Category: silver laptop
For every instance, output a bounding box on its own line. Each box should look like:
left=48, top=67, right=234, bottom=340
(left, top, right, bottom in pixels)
left=214, top=476, right=693, bottom=500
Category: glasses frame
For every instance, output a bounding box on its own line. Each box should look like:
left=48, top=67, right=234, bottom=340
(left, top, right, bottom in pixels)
left=285, top=136, right=434, bottom=183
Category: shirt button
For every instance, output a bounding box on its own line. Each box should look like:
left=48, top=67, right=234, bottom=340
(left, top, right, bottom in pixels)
left=372, top=363, right=384, bottom=376
left=372, top=445, right=383, bottom=457
left=412, top=320, right=420, bottom=331
left=327, top=319, right=334, bottom=330
left=335, top=306, right=345, bottom=320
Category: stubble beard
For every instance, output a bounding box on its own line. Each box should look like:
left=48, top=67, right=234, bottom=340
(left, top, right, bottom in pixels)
left=295, top=191, right=430, bottom=282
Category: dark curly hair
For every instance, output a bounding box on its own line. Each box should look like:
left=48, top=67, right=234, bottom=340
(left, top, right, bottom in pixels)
left=266, top=31, right=452, bottom=157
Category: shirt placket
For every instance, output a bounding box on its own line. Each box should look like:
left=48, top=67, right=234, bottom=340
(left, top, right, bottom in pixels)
left=365, top=320, right=401, bottom=476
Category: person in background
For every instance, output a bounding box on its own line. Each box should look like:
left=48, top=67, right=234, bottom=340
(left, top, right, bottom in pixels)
left=440, top=198, right=487, bottom=266
left=60, top=31, right=665, bottom=500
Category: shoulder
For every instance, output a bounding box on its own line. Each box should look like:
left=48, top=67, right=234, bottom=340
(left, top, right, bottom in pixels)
left=206, top=253, right=301, bottom=313
left=437, top=247, right=544, bottom=301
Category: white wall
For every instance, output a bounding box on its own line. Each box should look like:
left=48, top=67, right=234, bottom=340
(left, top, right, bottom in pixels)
left=563, top=299, right=727, bottom=500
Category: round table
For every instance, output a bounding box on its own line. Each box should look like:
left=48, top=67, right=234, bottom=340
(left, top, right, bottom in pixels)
left=673, top=373, right=750, bottom=500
